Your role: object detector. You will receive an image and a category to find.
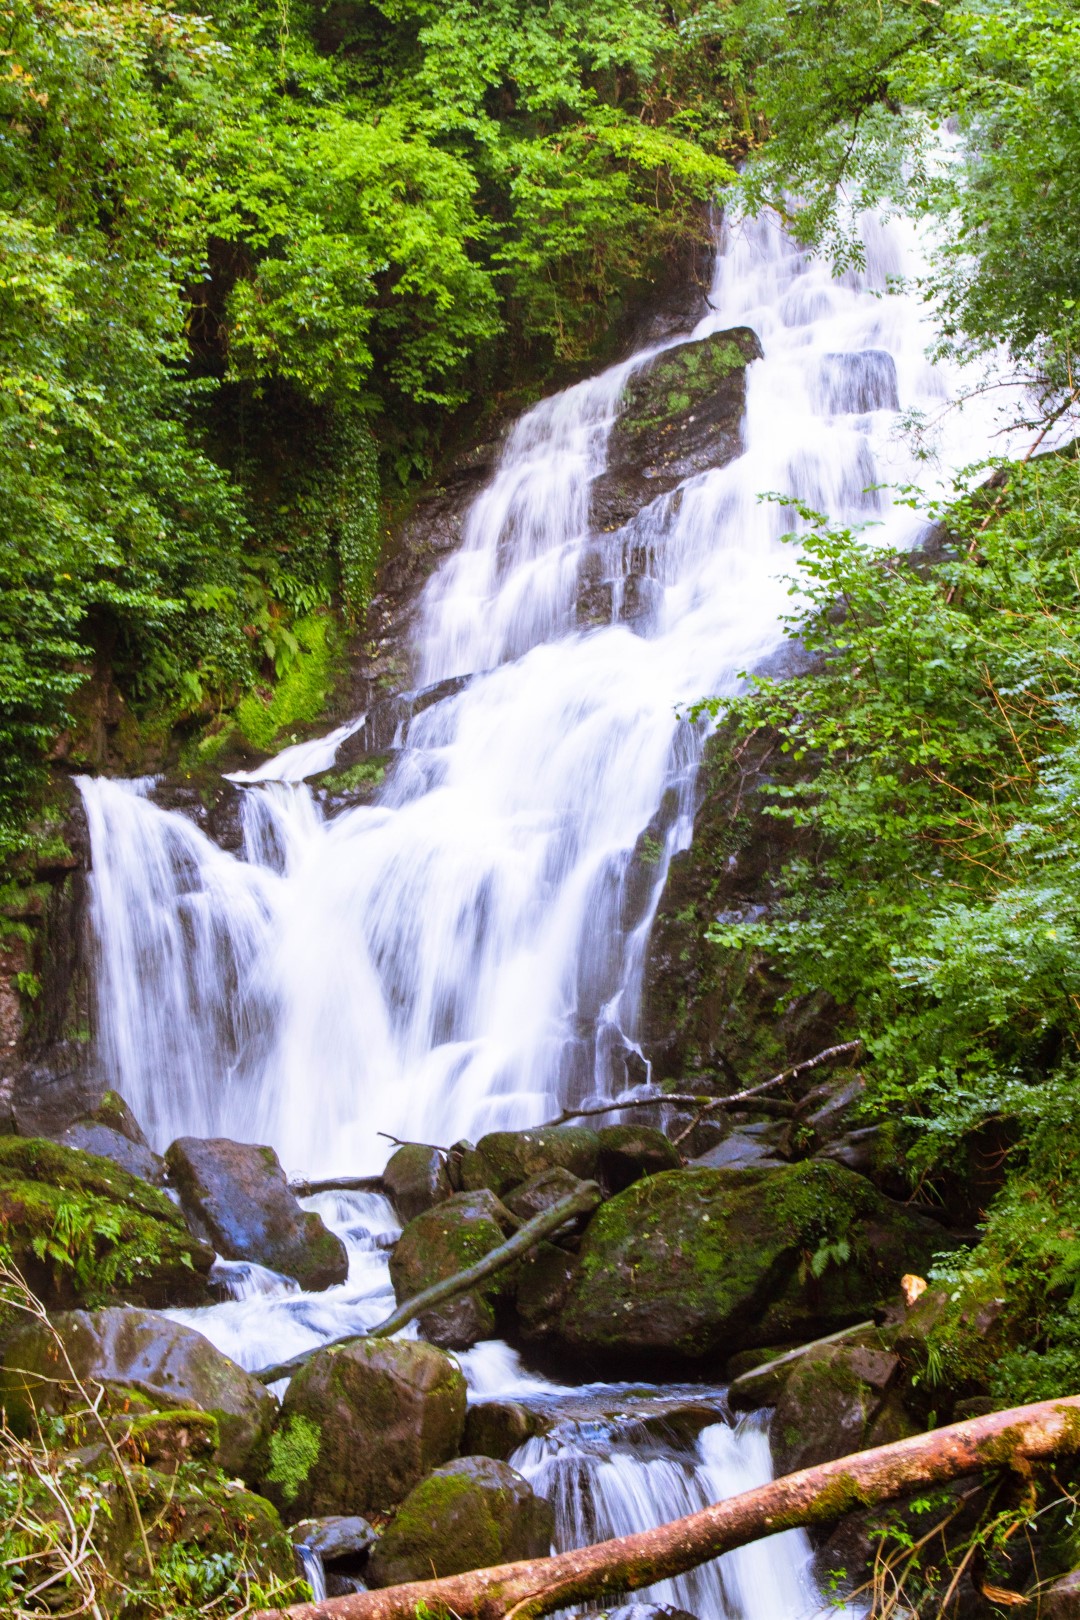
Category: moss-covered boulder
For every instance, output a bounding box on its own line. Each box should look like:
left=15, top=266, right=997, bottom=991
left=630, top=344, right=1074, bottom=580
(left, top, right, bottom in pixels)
left=463, top=1399, right=547, bottom=1460
left=590, top=327, right=763, bottom=531
left=383, top=1142, right=452, bottom=1225
left=0, top=1136, right=214, bottom=1309
left=544, top=1162, right=939, bottom=1367
left=0, top=1306, right=275, bottom=1477
left=503, top=1166, right=593, bottom=1224
left=461, top=1127, right=600, bottom=1196
left=268, top=1337, right=466, bottom=1518
left=767, top=1340, right=906, bottom=1474
left=366, top=1456, right=553, bottom=1587
left=165, top=1136, right=348, bottom=1292
left=389, top=1189, right=514, bottom=1348
left=596, top=1124, right=681, bottom=1194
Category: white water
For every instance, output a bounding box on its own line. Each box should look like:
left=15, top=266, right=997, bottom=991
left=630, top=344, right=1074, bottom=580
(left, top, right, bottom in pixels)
left=78, top=205, right=1008, bottom=1169
left=76, top=203, right=1024, bottom=1618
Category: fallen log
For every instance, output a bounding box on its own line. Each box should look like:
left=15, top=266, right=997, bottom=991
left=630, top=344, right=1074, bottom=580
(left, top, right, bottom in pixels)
left=252, top=1180, right=601, bottom=1383
left=252, top=1393, right=1080, bottom=1620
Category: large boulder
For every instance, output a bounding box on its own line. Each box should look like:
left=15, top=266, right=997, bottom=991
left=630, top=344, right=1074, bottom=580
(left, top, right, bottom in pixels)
left=0, top=1136, right=213, bottom=1309
left=0, top=1306, right=275, bottom=1476
left=590, top=327, right=763, bottom=531
left=596, top=1125, right=680, bottom=1195
left=383, top=1142, right=452, bottom=1224
left=461, top=1127, right=600, bottom=1196
left=367, top=1456, right=553, bottom=1587
left=540, top=1162, right=939, bottom=1366
left=268, top=1337, right=467, bottom=1518
left=766, top=1341, right=907, bottom=1474
left=54, top=1089, right=165, bottom=1184
left=389, top=1189, right=514, bottom=1348
left=165, top=1137, right=348, bottom=1291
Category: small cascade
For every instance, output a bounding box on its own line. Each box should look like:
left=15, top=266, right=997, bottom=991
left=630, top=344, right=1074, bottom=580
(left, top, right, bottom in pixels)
left=513, top=1410, right=859, bottom=1619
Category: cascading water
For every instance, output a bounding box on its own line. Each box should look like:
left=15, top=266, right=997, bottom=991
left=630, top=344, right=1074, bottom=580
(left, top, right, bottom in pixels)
left=75, top=201, right=1023, bottom=1618
left=78, top=204, right=1000, bottom=1167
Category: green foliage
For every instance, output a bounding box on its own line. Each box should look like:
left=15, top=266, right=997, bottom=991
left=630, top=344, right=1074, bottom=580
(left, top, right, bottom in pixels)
left=235, top=610, right=337, bottom=752
left=735, top=0, right=1080, bottom=405
left=265, top=1413, right=321, bottom=1504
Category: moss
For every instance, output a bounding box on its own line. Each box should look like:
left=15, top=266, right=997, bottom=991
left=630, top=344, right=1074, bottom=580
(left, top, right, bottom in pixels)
left=235, top=611, right=338, bottom=753
left=389, top=1192, right=508, bottom=1306
left=322, top=756, right=387, bottom=793
left=265, top=1414, right=322, bottom=1505
left=0, top=1137, right=212, bottom=1310
left=462, top=1127, right=600, bottom=1196
left=618, top=336, right=755, bottom=441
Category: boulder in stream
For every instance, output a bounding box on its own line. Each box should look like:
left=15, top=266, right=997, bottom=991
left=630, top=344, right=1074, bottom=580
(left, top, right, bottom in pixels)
left=0, top=1136, right=213, bottom=1309
left=366, top=1455, right=553, bottom=1587
left=165, top=1136, right=348, bottom=1291
left=0, top=1306, right=275, bottom=1477
left=383, top=1141, right=452, bottom=1224
left=541, top=1161, right=940, bottom=1366
left=596, top=1124, right=681, bottom=1194
left=389, top=1188, right=515, bottom=1348
left=460, top=1126, right=600, bottom=1196
left=269, top=1337, right=467, bottom=1518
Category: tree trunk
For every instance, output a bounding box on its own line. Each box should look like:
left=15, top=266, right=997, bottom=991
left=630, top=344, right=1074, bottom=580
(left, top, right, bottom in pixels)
left=252, top=1395, right=1080, bottom=1620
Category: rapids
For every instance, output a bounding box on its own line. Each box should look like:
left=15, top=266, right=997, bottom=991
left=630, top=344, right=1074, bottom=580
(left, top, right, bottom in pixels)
left=75, top=202, right=1022, bottom=1617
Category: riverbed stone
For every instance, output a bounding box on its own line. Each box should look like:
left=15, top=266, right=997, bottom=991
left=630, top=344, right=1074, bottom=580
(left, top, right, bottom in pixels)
left=596, top=1125, right=681, bottom=1194
left=590, top=327, right=762, bottom=532
left=460, top=1127, right=600, bottom=1195
left=165, top=1136, right=348, bottom=1292
left=366, top=1456, right=553, bottom=1587
left=544, top=1161, right=939, bottom=1366
left=463, top=1399, right=547, bottom=1459
left=270, top=1337, right=467, bottom=1518
left=0, top=1306, right=275, bottom=1476
left=389, top=1188, right=513, bottom=1347
left=503, top=1166, right=592, bottom=1224
left=383, top=1142, right=452, bottom=1224
left=0, top=1136, right=214, bottom=1309
left=768, top=1341, right=902, bottom=1474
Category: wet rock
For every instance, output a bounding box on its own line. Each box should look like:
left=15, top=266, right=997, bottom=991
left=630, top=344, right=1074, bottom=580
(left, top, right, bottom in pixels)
left=59, top=1121, right=164, bottom=1184
left=3, top=1051, right=107, bottom=1140
left=165, top=1136, right=348, bottom=1292
left=445, top=1138, right=474, bottom=1191
left=591, top=328, right=763, bottom=531
left=270, top=1337, right=467, bottom=1518
left=366, top=1456, right=553, bottom=1587
left=690, top=1128, right=784, bottom=1172
left=146, top=771, right=248, bottom=853
left=0, top=1306, right=275, bottom=1476
left=597, top=1124, right=681, bottom=1194
left=815, top=1124, right=884, bottom=1178
left=503, top=1166, right=596, bottom=1226
left=389, top=1189, right=515, bottom=1348
left=463, top=1399, right=546, bottom=1460
left=0, top=1136, right=213, bottom=1308
left=290, top=1515, right=378, bottom=1563
left=768, top=1342, right=902, bottom=1474
left=461, top=1127, right=600, bottom=1196
left=383, top=1142, right=452, bottom=1225
left=544, top=1161, right=940, bottom=1367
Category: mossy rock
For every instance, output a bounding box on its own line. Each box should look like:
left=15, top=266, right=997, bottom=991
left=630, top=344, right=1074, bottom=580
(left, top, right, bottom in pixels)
left=383, top=1142, right=452, bottom=1225
left=596, top=1125, right=681, bottom=1194
left=268, top=1337, right=467, bottom=1519
left=0, top=1136, right=214, bottom=1311
left=0, top=1306, right=276, bottom=1478
left=366, top=1456, right=553, bottom=1587
left=769, top=1341, right=903, bottom=1474
left=389, top=1189, right=513, bottom=1348
left=548, top=1162, right=939, bottom=1367
left=461, top=1127, right=600, bottom=1196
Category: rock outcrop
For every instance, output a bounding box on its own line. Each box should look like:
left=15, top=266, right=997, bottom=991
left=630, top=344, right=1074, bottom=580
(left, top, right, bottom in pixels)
left=165, top=1136, right=348, bottom=1292
left=0, top=1136, right=213, bottom=1309
left=0, top=1306, right=275, bottom=1476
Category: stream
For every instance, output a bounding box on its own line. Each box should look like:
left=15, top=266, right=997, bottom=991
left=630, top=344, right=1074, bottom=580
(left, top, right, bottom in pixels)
left=75, top=201, right=1014, bottom=1616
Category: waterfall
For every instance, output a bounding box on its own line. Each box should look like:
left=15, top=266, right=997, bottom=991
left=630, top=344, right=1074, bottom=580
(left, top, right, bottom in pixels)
left=77, top=204, right=1001, bottom=1173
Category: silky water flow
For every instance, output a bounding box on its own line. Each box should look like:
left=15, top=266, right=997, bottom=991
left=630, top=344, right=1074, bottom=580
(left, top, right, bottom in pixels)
left=78, top=204, right=1020, bottom=1617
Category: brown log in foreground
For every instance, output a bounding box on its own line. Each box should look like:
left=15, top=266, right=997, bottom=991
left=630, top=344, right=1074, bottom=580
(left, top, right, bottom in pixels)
left=253, top=1394, right=1080, bottom=1620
